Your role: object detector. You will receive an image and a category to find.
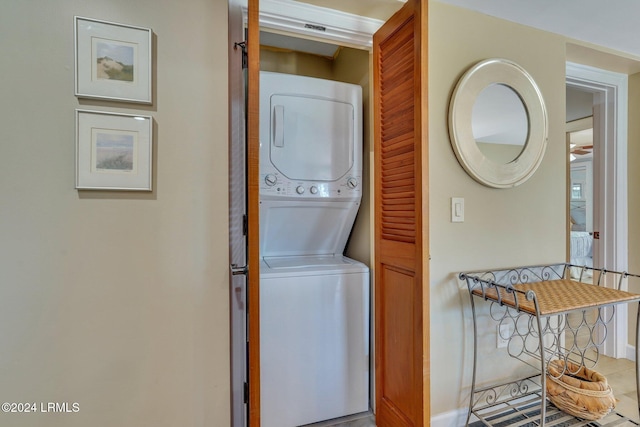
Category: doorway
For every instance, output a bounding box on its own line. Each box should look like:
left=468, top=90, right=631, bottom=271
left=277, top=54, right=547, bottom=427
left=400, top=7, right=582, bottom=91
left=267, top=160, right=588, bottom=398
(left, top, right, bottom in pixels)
left=566, top=114, right=593, bottom=276
left=258, top=24, right=375, bottom=424
left=566, top=62, right=629, bottom=359
left=230, top=2, right=429, bottom=426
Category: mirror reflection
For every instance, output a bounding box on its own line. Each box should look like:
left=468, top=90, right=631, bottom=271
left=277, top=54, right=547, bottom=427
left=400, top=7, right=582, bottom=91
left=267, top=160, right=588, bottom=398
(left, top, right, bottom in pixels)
left=472, top=83, right=529, bottom=164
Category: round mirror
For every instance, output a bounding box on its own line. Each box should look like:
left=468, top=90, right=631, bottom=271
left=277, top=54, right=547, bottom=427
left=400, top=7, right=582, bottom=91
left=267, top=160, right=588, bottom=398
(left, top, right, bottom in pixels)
left=448, top=59, right=548, bottom=188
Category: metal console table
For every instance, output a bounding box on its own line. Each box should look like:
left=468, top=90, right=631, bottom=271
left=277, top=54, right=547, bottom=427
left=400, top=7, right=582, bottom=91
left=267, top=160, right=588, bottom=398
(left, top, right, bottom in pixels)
left=460, top=263, right=640, bottom=427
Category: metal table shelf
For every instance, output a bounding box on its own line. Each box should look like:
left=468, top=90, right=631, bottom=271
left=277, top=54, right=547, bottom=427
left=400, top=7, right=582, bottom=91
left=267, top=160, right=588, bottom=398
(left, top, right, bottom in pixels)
left=460, top=263, right=640, bottom=427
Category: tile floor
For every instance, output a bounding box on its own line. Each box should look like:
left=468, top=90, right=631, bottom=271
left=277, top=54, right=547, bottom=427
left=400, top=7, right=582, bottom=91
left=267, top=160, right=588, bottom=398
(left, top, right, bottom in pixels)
left=564, top=308, right=639, bottom=421
left=304, top=411, right=375, bottom=427
left=595, top=353, right=638, bottom=421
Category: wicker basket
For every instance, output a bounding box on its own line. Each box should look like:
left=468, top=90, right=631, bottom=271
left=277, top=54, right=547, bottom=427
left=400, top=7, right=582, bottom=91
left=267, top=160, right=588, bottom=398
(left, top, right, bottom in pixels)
left=546, top=359, right=616, bottom=420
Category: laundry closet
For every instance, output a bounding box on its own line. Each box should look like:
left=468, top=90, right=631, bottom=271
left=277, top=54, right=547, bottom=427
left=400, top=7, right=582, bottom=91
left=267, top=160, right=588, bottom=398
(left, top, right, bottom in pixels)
left=258, top=33, right=373, bottom=427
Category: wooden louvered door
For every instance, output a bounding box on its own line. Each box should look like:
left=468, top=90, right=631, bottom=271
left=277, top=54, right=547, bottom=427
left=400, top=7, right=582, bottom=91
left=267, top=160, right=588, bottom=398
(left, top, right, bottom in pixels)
left=373, top=0, right=429, bottom=425
left=246, top=0, right=261, bottom=425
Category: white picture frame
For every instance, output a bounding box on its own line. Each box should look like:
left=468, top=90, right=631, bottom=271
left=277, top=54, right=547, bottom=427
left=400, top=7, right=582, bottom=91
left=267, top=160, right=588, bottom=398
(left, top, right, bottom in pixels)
left=76, top=109, right=153, bottom=191
left=75, top=16, right=152, bottom=104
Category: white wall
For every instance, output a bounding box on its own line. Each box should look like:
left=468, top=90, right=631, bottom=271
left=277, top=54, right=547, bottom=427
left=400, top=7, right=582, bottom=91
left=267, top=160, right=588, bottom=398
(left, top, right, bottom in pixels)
left=566, top=86, right=594, bottom=121
left=429, top=2, right=567, bottom=420
left=0, top=1, right=230, bottom=426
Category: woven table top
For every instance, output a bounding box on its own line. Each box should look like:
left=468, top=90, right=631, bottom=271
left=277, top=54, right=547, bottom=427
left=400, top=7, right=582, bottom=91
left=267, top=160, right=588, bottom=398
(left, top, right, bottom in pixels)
left=472, top=279, right=640, bottom=316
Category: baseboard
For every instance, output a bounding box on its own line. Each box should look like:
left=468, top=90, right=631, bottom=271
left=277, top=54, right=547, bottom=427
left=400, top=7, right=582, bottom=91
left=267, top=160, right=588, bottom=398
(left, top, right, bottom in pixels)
left=626, top=344, right=636, bottom=361
left=431, top=408, right=477, bottom=427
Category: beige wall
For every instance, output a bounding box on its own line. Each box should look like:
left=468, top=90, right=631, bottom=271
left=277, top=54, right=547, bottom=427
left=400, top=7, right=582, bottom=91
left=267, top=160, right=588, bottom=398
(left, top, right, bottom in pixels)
left=260, top=48, right=334, bottom=79
left=429, top=2, right=567, bottom=417
left=628, top=72, right=640, bottom=346
left=4, top=1, right=639, bottom=425
left=333, top=48, right=372, bottom=266
left=0, top=1, right=230, bottom=426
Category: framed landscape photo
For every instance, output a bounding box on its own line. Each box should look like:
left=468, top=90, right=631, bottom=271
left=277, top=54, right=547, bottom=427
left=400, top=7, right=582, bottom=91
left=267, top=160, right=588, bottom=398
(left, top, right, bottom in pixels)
left=75, top=16, right=152, bottom=104
left=76, top=110, right=153, bottom=191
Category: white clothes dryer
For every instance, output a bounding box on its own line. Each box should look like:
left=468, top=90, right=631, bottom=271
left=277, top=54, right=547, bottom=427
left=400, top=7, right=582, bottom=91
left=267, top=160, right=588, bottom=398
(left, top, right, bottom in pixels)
left=258, top=71, right=364, bottom=259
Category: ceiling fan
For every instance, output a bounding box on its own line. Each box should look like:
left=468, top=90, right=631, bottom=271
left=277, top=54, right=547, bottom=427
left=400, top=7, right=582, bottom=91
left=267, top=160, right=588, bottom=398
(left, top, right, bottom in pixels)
left=568, top=127, right=593, bottom=160
left=570, top=144, right=593, bottom=156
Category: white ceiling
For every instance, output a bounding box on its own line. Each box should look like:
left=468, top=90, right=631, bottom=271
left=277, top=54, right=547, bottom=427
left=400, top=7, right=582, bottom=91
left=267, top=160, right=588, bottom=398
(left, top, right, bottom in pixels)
left=437, top=0, right=640, bottom=59
left=293, top=0, right=640, bottom=60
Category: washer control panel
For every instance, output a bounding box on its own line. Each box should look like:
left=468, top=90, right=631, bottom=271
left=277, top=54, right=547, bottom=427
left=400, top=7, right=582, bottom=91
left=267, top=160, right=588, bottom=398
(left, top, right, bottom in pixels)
left=260, top=171, right=361, bottom=198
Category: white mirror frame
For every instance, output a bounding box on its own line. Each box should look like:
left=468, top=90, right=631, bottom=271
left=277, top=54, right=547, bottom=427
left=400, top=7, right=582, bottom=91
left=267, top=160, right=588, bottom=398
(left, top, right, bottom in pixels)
left=448, top=58, right=548, bottom=188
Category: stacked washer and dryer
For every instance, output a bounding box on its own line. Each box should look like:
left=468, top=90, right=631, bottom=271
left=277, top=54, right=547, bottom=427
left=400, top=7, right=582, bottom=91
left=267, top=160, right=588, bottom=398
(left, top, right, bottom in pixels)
left=259, top=71, right=370, bottom=427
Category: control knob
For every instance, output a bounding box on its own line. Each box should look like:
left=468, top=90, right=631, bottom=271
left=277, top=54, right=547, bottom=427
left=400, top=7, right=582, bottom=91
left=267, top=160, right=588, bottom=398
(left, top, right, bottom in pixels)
left=264, top=174, right=277, bottom=186
left=296, top=185, right=305, bottom=194
left=310, top=186, right=318, bottom=195
left=346, top=177, right=358, bottom=189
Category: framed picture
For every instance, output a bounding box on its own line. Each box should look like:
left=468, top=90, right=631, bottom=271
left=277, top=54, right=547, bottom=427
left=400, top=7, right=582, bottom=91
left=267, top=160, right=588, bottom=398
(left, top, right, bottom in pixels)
left=75, top=16, right=152, bottom=104
left=76, top=110, right=153, bottom=191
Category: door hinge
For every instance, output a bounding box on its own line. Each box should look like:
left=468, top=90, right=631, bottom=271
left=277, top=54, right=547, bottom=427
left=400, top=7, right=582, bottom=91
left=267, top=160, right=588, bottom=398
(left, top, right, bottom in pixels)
left=234, top=41, right=247, bottom=69
left=243, top=382, right=249, bottom=404
left=242, top=214, right=248, bottom=236
left=231, top=264, right=248, bottom=276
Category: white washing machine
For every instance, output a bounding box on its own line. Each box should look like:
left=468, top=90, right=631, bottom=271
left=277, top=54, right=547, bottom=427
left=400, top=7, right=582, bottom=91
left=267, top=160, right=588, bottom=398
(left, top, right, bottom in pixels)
left=260, top=256, right=369, bottom=427
left=259, top=72, right=370, bottom=427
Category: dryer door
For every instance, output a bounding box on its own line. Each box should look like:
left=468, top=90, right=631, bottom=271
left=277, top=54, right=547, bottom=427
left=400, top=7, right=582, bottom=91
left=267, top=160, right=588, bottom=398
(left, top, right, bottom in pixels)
left=269, top=94, right=354, bottom=181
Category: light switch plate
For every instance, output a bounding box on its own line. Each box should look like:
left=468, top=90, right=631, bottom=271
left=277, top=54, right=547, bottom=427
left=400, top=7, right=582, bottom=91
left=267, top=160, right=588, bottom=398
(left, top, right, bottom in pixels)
left=451, top=197, right=464, bottom=222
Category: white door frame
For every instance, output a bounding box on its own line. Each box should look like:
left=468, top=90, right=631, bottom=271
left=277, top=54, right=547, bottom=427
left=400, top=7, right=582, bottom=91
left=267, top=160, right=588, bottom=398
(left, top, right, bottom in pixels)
left=566, top=62, right=629, bottom=359
left=229, top=0, right=249, bottom=426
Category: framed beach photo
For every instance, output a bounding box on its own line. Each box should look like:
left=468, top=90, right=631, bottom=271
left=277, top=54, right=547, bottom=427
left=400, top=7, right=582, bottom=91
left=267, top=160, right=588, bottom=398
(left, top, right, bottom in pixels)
left=75, top=17, right=152, bottom=104
left=76, top=110, right=153, bottom=191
